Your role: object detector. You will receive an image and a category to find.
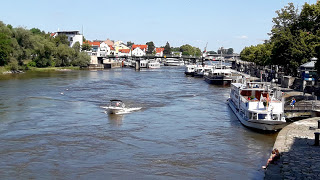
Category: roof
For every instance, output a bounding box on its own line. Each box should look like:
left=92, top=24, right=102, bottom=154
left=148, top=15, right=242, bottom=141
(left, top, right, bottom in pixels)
left=104, top=39, right=114, bottom=46
left=109, top=45, right=115, bottom=50
left=132, top=44, right=148, bottom=50
left=119, top=49, right=130, bottom=53
left=156, top=48, right=164, bottom=53
left=300, top=61, right=315, bottom=68
left=50, top=33, right=56, bottom=37
left=84, top=40, right=100, bottom=47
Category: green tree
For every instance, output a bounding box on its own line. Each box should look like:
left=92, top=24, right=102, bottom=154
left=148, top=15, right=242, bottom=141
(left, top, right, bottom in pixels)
left=81, top=42, right=92, bottom=51
left=227, top=48, right=234, bottom=54
left=146, top=41, right=155, bottom=54
left=0, top=33, right=12, bottom=66
left=127, top=41, right=134, bottom=47
left=53, top=34, right=69, bottom=46
left=171, top=47, right=180, bottom=52
left=30, top=28, right=42, bottom=35
left=71, top=52, right=90, bottom=67
left=163, top=42, right=171, bottom=55
left=72, top=42, right=81, bottom=52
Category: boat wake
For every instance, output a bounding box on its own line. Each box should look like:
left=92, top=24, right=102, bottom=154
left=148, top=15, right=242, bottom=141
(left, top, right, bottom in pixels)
left=101, top=106, right=142, bottom=115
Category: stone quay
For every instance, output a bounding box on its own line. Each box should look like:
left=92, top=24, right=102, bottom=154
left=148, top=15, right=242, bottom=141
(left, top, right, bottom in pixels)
left=264, top=117, right=320, bottom=179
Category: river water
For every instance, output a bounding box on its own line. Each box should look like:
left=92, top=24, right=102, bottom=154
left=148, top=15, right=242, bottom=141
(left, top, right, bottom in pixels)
left=0, top=67, right=277, bottom=179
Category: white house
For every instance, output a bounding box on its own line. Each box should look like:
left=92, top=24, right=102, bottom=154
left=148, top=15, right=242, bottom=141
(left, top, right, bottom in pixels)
left=99, top=42, right=111, bottom=57
left=51, top=30, right=83, bottom=48
left=131, top=47, right=146, bottom=56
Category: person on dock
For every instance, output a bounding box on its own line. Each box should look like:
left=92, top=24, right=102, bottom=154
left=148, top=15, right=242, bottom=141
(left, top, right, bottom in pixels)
left=262, top=148, right=280, bottom=169
left=290, top=98, right=296, bottom=109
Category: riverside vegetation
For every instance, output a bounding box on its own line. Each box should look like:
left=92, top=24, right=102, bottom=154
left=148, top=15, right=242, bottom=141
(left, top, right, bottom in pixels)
left=240, top=2, right=320, bottom=77
left=0, top=21, right=90, bottom=73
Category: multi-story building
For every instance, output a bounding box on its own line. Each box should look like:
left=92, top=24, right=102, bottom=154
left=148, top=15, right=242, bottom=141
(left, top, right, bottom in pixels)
left=51, top=30, right=83, bottom=47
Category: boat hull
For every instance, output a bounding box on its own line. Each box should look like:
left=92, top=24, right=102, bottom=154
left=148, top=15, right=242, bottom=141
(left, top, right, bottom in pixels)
left=204, top=76, right=231, bottom=85
left=108, top=107, right=125, bottom=114
left=185, top=72, right=195, bottom=76
left=227, top=99, right=287, bottom=131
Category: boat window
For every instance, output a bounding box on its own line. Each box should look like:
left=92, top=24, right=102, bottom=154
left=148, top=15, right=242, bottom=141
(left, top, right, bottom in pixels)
left=272, top=114, right=279, bottom=120
left=252, top=113, right=257, bottom=120
left=258, top=114, right=266, bottom=119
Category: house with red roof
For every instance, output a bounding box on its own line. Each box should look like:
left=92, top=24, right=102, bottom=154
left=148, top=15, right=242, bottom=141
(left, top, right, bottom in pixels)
left=155, top=48, right=164, bottom=57
left=118, top=49, right=130, bottom=56
left=132, top=45, right=148, bottom=51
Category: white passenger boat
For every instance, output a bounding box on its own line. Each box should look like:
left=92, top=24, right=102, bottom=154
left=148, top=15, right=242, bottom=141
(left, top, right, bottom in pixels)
left=194, top=65, right=215, bottom=78
left=164, top=58, right=184, bottom=66
left=228, top=82, right=287, bottom=131
left=185, top=64, right=196, bottom=76
left=147, top=61, right=161, bottom=69
left=204, top=67, right=233, bottom=85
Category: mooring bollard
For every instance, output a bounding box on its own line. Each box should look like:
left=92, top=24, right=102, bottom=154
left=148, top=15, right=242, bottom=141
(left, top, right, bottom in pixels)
left=315, top=132, right=320, bottom=146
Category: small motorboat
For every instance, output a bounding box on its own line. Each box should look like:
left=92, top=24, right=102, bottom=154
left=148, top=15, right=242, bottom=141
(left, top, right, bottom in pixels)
left=102, top=100, right=142, bottom=115
left=107, top=100, right=126, bottom=114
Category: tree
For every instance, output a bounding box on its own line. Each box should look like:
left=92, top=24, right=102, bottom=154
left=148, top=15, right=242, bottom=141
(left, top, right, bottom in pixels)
left=72, top=42, right=81, bottom=52
left=271, top=3, right=298, bottom=39
left=127, top=41, right=134, bottom=47
left=30, top=28, right=42, bottom=35
left=179, top=44, right=201, bottom=56
left=0, top=33, right=12, bottom=66
left=53, top=34, right=69, bottom=46
left=227, top=48, right=234, bottom=54
left=146, top=41, right=155, bottom=54
left=81, top=42, right=92, bottom=51
left=71, top=52, right=90, bottom=67
left=163, top=42, right=171, bottom=55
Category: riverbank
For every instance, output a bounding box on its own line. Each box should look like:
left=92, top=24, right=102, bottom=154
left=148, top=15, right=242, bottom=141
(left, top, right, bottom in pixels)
left=264, top=117, right=320, bottom=179
left=0, top=66, right=81, bottom=74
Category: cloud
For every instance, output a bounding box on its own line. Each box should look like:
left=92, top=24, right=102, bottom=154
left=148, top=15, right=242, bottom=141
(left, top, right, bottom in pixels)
left=236, top=35, right=248, bottom=39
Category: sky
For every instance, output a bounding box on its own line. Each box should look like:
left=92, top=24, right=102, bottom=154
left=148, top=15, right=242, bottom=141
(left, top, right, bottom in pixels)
left=0, top=0, right=318, bottom=53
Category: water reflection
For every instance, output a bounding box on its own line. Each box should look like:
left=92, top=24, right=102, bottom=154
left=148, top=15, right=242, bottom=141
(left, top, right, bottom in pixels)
left=108, top=114, right=124, bottom=126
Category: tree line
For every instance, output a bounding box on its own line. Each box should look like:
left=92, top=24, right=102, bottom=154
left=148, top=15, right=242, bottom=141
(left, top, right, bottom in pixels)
left=0, top=21, right=90, bottom=71
left=240, top=2, right=320, bottom=76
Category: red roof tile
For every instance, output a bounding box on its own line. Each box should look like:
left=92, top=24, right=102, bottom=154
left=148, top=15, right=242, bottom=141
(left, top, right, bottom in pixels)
left=132, top=44, right=148, bottom=50
left=119, top=49, right=130, bottom=53
left=156, top=48, right=164, bottom=53
left=84, top=40, right=100, bottom=47
left=108, top=45, right=114, bottom=50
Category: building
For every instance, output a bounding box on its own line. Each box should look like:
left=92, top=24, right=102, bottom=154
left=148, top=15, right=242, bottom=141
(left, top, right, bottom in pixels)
left=118, top=49, right=130, bottom=56
left=99, top=42, right=111, bottom=57
left=299, top=57, right=318, bottom=91
left=155, top=48, right=164, bottom=57
left=131, top=47, right=146, bottom=57
left=51, top=30, right=83, bottom=47
left=114, top=41, right=130, bottom=55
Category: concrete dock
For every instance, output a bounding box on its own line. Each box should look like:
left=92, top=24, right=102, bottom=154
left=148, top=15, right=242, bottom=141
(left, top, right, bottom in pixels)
left=264, top=117, right=320, bottom=179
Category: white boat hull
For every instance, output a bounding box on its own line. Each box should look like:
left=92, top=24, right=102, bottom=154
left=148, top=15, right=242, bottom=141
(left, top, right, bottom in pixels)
left=228, top=99, right=287, bottom=131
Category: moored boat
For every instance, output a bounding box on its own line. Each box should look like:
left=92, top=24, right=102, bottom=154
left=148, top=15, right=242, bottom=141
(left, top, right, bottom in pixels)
left=227, top=82, right=287, bottom=131
left=164, top=58, right=184, bottom=66
left=147, top=61, right=161, bottom=69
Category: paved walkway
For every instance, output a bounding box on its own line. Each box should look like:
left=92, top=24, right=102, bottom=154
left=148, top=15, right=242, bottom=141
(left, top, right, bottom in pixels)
left=264, top=117, right=320, bottom=179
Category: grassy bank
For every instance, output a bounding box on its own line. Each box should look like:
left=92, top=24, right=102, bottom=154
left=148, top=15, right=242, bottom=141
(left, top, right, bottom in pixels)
left=0, top=66, right=81, bottom=74
left=27, top=66, right=81, bottom=72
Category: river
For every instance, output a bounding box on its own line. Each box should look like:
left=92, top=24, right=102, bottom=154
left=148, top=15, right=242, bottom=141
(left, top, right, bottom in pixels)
left=0, top=67, right=277, bottom=179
